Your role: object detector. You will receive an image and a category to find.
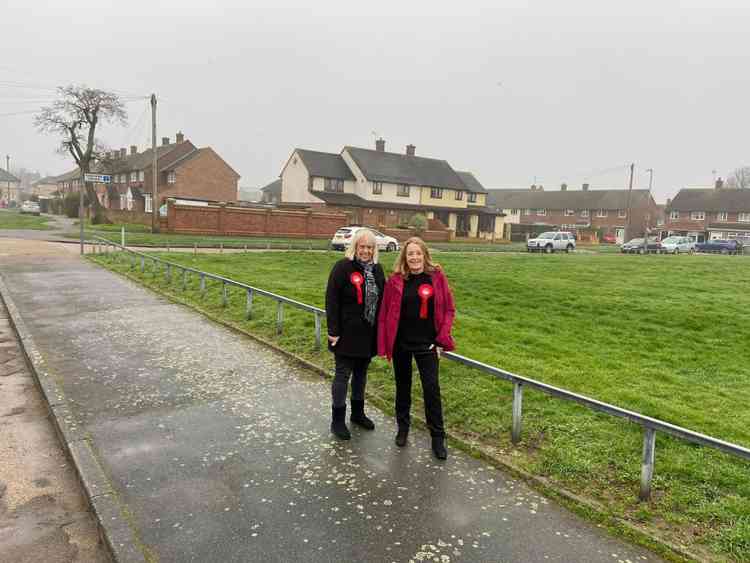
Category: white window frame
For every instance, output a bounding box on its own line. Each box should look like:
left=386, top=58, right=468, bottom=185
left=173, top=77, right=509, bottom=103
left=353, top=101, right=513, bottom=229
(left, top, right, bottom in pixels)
left=596, top=209, right=607, bottom=218
left=564, top=209, right=575, bottom=216
left=372, top=182, right=382, bottom=195
left=536, top=208, right=546, bottom=216
left=690, top=211, right=705, bottom=221
left=430, top=187, right=443, bottom=199
left=396, top=184, right=410, bottom=197
left=670, top=210, right=680, bottom=220
left=130, top=171, right=137, bottom=182
left=144, top=194, right=152, bottom=213
left=716, top=211, right=728, bottom=221
left=119, top=194, right=126, bottom=209
left=454, top=190, right=463, bottom=201
left=467, top=192, right=477, bottom=203
left=618, top=209, right=627, bottom=218
left=138, top=170, right=144, bottom=182
left=126, top=189, right=133, bottom=211
left=167, top=171, right=176, bottom=184
left=580, top=209, right=589, bottom=218
left=738, top=212, right=750, bottom=223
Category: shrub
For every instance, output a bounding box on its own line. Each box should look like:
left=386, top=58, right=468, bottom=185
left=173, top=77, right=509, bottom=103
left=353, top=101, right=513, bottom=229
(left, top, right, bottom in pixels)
left=408, top=213, right=428, bottom=233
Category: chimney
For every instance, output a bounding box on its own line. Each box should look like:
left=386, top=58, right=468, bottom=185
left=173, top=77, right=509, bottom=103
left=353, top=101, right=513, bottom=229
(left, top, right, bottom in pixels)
left=120, top=148, right=127, bottom=159
left=715, top=177, right=724, bottom=189
left=561, top=183, right=567, bottom=191
left=666, top=198, right=672, bottom=206
left=175, top=131, right=184, bottom=143
left=375, top=138, right=385, bottom=152
left=162, top=137, right=170, bottom=146
left=130, top=145, right=137, bottom=155
left=582, top=183, right=590, bottom=191
left=538, top=184, right=544, bottom=191
left=530, top=184, right=536, bottom=191
left=406, top=144, right=416, bottom=156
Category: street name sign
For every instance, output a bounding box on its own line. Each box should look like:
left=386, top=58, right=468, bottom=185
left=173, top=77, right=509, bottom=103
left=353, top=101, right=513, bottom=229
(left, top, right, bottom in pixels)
left=84, top=173, right=111, bottom=183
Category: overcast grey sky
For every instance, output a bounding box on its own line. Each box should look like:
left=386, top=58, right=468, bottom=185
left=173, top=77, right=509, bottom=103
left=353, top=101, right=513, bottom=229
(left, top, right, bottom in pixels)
left=2, top=0, right=749, bottom=202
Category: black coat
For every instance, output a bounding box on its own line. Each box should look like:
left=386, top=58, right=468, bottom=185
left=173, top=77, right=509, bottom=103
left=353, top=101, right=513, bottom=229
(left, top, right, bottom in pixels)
left=325, top=258, right=385, bottom=358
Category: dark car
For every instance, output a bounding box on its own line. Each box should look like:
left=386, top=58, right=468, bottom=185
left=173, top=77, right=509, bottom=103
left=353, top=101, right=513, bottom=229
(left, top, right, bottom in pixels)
left=620, top=238, right=663, bottom=254
left=695, top=239, right=743, bottom=255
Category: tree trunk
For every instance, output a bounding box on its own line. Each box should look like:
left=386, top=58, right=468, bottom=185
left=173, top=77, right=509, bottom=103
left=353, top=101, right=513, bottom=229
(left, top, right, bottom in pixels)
left=85, top=183, right=112, bottom=225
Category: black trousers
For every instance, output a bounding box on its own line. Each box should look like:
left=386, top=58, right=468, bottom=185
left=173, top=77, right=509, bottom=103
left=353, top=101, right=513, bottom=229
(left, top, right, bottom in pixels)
left=332, top=355, right=370, bottom=408
left=393, top=346, right=445, bottom=437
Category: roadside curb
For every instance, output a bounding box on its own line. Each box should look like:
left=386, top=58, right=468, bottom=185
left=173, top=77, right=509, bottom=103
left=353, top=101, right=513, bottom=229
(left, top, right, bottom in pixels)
left=95, top=257, right=704, bottom=563
left=0, top=275, right=149, bottom=563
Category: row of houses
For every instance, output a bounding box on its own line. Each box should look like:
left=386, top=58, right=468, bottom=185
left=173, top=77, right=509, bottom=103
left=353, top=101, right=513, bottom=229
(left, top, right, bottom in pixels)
left=0, top=168, right=21, bottom=206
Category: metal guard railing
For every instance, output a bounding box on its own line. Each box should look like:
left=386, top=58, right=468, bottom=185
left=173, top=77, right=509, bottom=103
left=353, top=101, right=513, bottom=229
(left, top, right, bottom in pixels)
left=90, top=237, right=750, bottom=502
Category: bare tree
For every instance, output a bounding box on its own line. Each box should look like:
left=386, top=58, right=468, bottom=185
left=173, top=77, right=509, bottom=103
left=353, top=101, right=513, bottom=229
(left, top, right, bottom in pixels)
left=726, top=166, right=750, bottom=190
left=35, top=86, right=127, bottom=223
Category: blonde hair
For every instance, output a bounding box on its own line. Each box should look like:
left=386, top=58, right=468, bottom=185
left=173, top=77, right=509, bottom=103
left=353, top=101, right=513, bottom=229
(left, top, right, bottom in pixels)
left=393, top=237, right=440, bottom=278
left=345, top=228, right=379, bottom=264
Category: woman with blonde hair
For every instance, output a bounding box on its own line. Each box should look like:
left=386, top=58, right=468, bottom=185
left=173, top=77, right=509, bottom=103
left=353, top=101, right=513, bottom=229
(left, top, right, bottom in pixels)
left=377, top=237, right=455, bottom=459
left=325, top=228, right=386, bottom=440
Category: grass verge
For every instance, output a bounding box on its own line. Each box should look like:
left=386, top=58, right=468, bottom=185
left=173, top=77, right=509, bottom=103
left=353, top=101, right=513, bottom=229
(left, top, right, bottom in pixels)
left=0, top=209, right=54, bottom=230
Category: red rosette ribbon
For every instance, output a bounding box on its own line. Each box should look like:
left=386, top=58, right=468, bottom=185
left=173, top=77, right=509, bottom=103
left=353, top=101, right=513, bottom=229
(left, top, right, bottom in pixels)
left=350, top=271, right=364, bottom=304
left=417, top=283, right=434, bottom=319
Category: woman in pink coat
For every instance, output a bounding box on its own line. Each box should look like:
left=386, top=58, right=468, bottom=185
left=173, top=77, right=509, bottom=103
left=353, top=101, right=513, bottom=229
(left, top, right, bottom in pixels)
left=378, top=237, right=456, bottom=460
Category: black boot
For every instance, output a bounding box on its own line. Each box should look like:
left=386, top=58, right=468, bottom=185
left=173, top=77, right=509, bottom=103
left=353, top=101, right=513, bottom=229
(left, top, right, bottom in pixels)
left=395, top=428, right=408, bottom=447
left=431, top=435, right=447, bottom=460
left=350, top=400, right=375, bottom=430
left=331, top=406, right=351, bottom=440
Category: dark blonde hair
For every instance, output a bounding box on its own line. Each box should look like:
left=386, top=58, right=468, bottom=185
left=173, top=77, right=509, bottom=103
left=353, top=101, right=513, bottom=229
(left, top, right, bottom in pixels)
left=393, top=237, right=441, bottom=279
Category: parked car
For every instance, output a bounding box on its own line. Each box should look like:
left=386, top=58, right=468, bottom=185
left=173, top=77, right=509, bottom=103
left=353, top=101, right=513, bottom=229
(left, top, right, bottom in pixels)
left=659, top=236, right=695, bottom=254
left=527, top=231, right=576, bottom=253
left=330, top=226, right=400, bottom=252
left=20, top=201, right=41, bottom=216
left=601, top=232, right=617, bottom=244
left=695, top=239, right=743, bottom=255
left=620, top=237, right=663, bottom=254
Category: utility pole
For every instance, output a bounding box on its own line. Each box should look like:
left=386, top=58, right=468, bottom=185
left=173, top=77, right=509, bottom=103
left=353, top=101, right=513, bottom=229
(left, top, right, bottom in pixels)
left=151, top=93, right=159, bottom=233
left=624, top=163, right=635, bottom=243
left=79, top=171, right=85, bottom=255
left=5, top=155, right=10, bottom=205
left=645, top=168, right=654, bottom=241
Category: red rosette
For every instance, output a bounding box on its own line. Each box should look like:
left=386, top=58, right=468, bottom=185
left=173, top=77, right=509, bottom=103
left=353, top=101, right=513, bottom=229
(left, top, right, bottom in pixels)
left=417, top=283, right=434, bottom=319
left=350, top=271, right=364, bottom=304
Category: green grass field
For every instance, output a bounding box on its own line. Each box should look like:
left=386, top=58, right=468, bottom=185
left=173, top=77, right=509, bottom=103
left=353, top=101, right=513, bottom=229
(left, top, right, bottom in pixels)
left=92, top=249, right=750, bottom=561
left=0, top=209, right=53, bottom=230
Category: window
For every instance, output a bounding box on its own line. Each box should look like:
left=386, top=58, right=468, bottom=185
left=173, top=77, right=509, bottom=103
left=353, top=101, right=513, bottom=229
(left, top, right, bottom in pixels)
left=372, top=182, right=382, bottom=195
left=119, top=194, right=126, bottom=209
left=167, top=171, right=176, bottom=184
left=690, top=211, right=705, bottom=221
left=455, top=190, right=464, bottom=201
left=510, top=209, right=519, bottom=215
left=536, top=208, right=547, bottom=216
left=308, top=176, right=314, bottom=190
left=144, top=194, right=152, bottom=213
left=596, top=209, right=607, bottom=218
left=618, top=209, right=627, bottom=218
left=324, top=178, right=344, bottom=192
left=580, top=209, right=589, bottom=218
left=126, top=190, right=133, bottom=211
left=716, top=211, right=728, bottom=221
left=739, top=213, right=750, bottom=223
left=467, top=192, right=477, bottom=203
left=430, top=187, right=443, bottom=199
left=138, top=170, right=144, bottom=182
left=397, top=184, right=410, bottom=197
left=564, top=209, right=575, bottom=216
left=523, top=208, right=531, bottom=216
left=670, top=210, right=680, bottom=220
left=130, top=171, right=137, bottom=182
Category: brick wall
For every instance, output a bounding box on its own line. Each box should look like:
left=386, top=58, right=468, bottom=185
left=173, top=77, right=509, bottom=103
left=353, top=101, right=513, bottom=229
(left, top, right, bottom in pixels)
left=166, top=201, right=348, bottom=239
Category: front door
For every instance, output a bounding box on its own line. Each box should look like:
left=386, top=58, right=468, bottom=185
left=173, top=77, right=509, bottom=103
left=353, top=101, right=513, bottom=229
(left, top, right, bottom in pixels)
left=615, top=228, right=625, bottom=244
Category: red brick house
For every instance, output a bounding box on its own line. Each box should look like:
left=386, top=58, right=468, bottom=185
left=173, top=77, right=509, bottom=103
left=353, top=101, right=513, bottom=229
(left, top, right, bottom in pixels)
left=487, top=184, right=657, bottom=243
left=664, top=180, right=750, bottom=243
left=58, top=132, right=239, bottom=213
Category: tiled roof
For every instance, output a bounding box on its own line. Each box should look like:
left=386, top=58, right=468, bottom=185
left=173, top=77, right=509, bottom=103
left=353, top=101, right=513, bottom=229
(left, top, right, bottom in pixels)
left=296, top=150, right=355, bottom=181
left=0, top=168, right=20, bottom=183
left=487, top=188, right=652, bottom=210
left=344, top=147, right=464, bottom=190
left=455, top=171, right=487, bottom=194
left=669, top=189, right=750, bottom=212
left=260, top=179, right=281, bottom=194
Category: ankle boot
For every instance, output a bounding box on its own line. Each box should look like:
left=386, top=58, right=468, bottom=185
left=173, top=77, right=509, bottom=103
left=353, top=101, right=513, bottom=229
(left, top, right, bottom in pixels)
left=350, top=400, right=375, bottom=430
left=395, top=428, right=408, bottom=447
left=330, top=406, right=351, bottom=440
left=431, top=435, right=447, bottom=460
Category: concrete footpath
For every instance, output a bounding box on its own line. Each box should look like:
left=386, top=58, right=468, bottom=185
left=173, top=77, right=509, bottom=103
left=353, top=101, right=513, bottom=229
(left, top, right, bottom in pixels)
left=0, top=239, right=663, bottom=563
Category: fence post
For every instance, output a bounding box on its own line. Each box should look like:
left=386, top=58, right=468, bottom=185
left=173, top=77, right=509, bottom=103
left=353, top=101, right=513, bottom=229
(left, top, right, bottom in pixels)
left=222, top=281, right=228, bottom=307
left=511, top=382, right=523, bottom=444
left=130, top=254, right=135, bottom=270
left=220, top=243, right=223, bottom=254
left=639, top=428, right=656, bottom=501
left=194, top=243, right=197, bottom=255
left=246, top=289, right=253, bottom=320
left=140, top=256, right=145, bottom=273
left=314, top=311, right=321, bottom=350
left=121, top=225, right=125, bottom=247
left=200, top=273, right=206, bottom=297
left=181, top=269, right=187, bottom=290
left=166, top=263, right=171, bottom=283
left=276, top=301, right=284, bottom=334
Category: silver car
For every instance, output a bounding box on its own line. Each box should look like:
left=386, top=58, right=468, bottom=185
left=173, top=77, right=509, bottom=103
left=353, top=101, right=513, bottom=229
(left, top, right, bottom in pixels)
left=527, top=231, right=576, bottom=253
left=660, top=236, right=695, bottom=254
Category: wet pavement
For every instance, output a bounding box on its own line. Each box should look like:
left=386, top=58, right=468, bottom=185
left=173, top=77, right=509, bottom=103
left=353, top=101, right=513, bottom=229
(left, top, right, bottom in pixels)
left=0, top=239, right=664, bottom=563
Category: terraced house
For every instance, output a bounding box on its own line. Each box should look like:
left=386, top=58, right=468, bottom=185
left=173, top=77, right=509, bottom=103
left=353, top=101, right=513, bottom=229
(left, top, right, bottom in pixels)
left=56, top=132, right=240, bottom=212
left=277, top=139, right=503, bottom=239
left=665, top=180, right=750, bottom=243
left=487, top=183, right=657, bottom=243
